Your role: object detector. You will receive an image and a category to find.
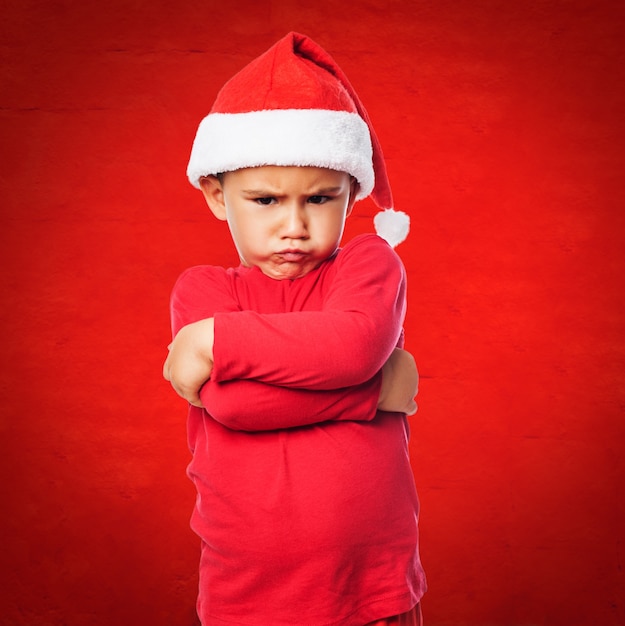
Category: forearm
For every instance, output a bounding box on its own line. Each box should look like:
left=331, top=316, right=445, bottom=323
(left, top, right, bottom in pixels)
left=202, top=347, right=417, bottom=431
left=212, top=310, right=399, bottom=389
left=200, top=374, right=382, bottom=431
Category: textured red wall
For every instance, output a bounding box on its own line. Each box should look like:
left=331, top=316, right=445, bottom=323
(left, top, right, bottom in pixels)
left=1, top=1, right=624, bottom=625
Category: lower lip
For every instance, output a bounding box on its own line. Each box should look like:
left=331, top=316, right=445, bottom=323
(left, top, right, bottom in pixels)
left=280, top=251, right=306, bottom=262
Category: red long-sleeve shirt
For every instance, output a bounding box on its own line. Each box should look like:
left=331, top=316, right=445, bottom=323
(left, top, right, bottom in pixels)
left=170, top=234, right=426, bottom=625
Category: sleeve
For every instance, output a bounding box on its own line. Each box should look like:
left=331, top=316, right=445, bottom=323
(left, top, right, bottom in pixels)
left=210, top=235, right=406, bottom=390
left=169, top=262, right=383, bottom=430
left=199, top=375, right=382, bottom=431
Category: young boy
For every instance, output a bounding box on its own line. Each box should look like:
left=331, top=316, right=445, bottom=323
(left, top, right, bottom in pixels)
left=164, top=32, right=427, bottom=625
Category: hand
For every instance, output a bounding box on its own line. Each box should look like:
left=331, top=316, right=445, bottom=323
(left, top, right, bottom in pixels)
left=378, top=348, right=419, bottom=416
left=163, top=318, right=215, bottom=407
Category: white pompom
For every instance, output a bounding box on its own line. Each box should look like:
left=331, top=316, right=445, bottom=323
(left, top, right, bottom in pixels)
left=373, top=209, right=410, bottom=248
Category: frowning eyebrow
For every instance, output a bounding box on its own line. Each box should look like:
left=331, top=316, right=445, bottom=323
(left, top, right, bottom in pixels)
left=241, top=186, right=344, bottom=196
left=309, top=187, right=344, bottom=195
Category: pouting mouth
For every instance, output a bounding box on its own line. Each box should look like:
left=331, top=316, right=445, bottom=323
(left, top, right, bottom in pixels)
left=276, top=249, right=308, bottom=262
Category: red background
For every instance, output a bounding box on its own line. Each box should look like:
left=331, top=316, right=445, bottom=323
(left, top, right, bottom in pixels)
left=1, top=1, right=624, bottom=625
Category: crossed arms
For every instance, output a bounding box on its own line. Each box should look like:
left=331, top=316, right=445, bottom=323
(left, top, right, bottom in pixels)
left=164, top=236, right=418, bottom=431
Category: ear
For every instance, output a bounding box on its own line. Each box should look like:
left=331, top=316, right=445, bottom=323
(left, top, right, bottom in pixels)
left=199, top=175, right=227, bottom=221
left=346, top=177, right=360, bottom=217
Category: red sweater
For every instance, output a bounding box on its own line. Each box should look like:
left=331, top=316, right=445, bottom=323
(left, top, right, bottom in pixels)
left=170, top=234, right=426, bottom=625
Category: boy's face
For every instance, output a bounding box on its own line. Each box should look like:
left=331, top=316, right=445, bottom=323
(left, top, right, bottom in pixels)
left=200, top=166, right=358, bottom=280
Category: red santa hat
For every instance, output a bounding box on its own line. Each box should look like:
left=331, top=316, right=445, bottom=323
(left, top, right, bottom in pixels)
left=187, top=32, right=409, bottom=247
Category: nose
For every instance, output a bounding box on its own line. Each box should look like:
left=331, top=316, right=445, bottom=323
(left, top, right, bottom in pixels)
left=281, top=202, right=309, bottom=239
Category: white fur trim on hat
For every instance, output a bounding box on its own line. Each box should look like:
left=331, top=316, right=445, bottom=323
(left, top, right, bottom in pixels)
left=187, top=109, right=374, bottom=200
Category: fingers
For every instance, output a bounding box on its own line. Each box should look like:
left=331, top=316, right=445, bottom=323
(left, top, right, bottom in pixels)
left=406, top=400, right=418, bottom=416
left=168, top=376, right=204, bottom=408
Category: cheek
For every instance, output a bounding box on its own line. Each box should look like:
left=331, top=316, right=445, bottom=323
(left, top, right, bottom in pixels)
left=322, top=211, right=347, bottom=238
left=228, top=213, right=269, bottom=251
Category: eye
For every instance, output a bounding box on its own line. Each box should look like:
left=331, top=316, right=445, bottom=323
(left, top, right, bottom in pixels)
left=308, top=195, right=330, bottom=205
left=254, top=197, right=276, bottom=206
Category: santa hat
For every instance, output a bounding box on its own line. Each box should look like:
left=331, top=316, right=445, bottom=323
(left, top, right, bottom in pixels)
left=187, top=32, right=409, bottom=247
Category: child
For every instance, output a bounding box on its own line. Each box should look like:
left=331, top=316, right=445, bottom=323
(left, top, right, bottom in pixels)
left=164, top=32, right=427, bottom=625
